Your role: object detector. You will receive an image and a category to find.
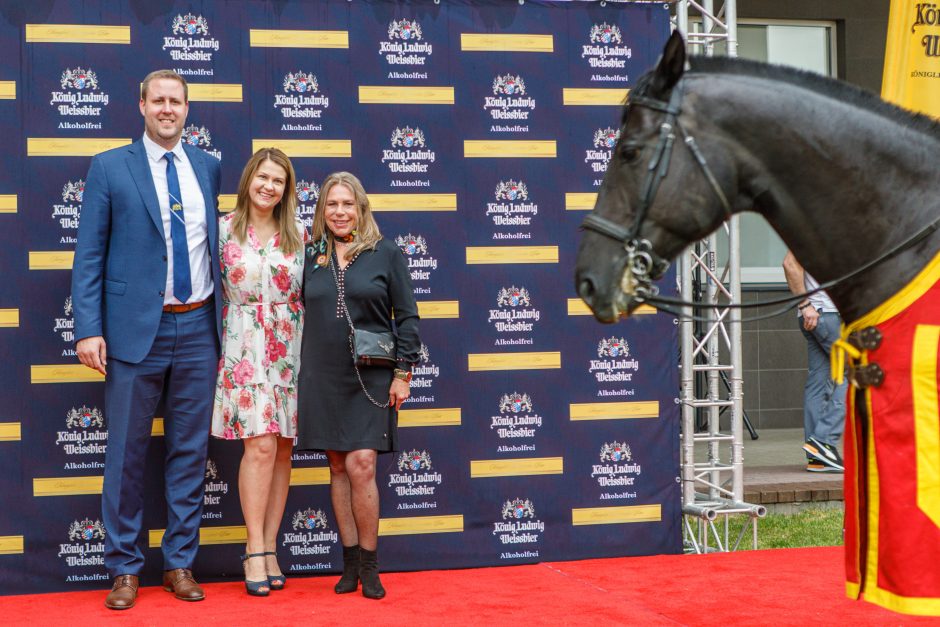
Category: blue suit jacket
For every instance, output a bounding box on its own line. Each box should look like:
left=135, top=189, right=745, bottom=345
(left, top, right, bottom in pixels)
left=71, top=139, right=223, bottom=364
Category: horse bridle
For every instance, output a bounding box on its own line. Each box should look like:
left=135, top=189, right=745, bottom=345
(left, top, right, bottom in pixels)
left=581, top=79, right=734, bottom=301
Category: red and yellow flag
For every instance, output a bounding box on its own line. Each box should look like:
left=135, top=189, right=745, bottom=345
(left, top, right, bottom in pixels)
left=882, top=0, right=940, bottom=117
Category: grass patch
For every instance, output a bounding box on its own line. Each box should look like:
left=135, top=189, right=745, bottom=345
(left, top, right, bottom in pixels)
left=725, top=507, right=844, bottom=550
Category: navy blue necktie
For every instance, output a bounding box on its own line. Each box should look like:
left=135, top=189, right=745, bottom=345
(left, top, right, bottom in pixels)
left=164, top=152, right=192, bottom=303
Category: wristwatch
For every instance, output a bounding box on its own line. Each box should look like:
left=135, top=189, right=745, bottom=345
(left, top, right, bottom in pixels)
left=393, top=368, right=412, bottom=383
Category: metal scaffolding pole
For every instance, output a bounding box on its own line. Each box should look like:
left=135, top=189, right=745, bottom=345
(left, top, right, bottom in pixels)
left=672, top=0, right=765, bottom=553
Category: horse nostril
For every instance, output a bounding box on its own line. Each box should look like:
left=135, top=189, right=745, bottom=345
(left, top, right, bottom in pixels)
left=578, top=278, right=595, bottom=303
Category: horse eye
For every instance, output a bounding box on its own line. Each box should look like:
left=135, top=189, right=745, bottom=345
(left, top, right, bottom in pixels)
left=620, top=144, right=641, bottom=164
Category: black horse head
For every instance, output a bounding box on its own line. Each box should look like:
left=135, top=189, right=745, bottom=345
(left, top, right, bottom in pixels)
left=575, top=32, right=738, bottom=322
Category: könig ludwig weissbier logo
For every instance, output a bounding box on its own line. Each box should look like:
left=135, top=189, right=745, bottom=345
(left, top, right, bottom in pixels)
left=488, top=179, right=538, bottom=229
left=283, top=507, right=339, bottom=569
left=388, top=450, right=442, bottom=500
left=57, top=405, right=107, bottom=464
left=489, top=286, right=540, bottom=344
left=494, top=498, right=544, bottom=558
left=164, top=14, right=219, bottom=69
left=182, top=124, right=221, bottom=160
left=593, top=441, right=642, bottom=499
left=53, top=179, right=83, bottom=242
left=485, top=74, right=535, bottom=132
left=491, top=393, right=541, bottom=452
left=52, top=68, right=108, bottom=127
left=381, top=19, right=432, bottom=69
left=276, top=72, right=329, bottom=131
left=403, top=342, right=439, bottom=405
left=54, top=296, right=75, bottom=355
left=295, top=179, right=320, bottom=230
left=202, top=458, right=228, bottom=519
left=586, top=127, right=620, bottom=183
left=395, top=233, right=436, bottom=293
left=383, top=126, right=435, bottom=184
left=60, top=518, right=107, bottom=576
left=583, top=23, right=632, bottom=80
left=590, top=336, right=639, bottom=381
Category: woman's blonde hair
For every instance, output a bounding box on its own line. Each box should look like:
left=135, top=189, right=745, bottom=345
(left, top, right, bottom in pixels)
left=312, top=172, right=382, bottom=261
left=231, top=148, right=303, bottom=256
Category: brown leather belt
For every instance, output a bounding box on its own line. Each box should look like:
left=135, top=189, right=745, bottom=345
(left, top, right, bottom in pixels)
left=163, top=296, right=212, bottom=314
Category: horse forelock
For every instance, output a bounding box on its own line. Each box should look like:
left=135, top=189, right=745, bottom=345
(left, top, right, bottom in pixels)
left=686, top=55, right=940, bottom=141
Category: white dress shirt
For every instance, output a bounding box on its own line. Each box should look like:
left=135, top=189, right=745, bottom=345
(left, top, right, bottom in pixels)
left=142, top=133, right=213, bottom=305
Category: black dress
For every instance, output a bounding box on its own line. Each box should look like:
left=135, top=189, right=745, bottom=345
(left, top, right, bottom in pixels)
left=296, top=237, right=420, bottom=453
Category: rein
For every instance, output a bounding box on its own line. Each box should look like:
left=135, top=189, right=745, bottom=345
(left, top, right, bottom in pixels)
left=580, top=79, right=940, bottom=319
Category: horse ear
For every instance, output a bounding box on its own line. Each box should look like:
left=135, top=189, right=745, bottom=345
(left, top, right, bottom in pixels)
left=651, top=31, right=686, bottom=97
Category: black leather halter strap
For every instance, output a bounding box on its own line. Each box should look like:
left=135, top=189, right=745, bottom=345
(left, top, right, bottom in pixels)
left=581, top=80, right=733, bottom=249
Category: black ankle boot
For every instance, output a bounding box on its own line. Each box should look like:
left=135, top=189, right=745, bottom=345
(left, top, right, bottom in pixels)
left=358, top=548, right=386, bottom=599
left=334, top=544, right=360, bottom=594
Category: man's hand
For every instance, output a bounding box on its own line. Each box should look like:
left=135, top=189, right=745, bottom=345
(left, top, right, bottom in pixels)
left=76, top=336, right=107, bottom=375
left=802, top=306, right=820, bottom=332
left=388, top=378, right=410, bottom=411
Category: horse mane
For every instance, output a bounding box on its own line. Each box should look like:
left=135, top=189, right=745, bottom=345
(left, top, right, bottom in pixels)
left=686, top=55, right=940, bottom=140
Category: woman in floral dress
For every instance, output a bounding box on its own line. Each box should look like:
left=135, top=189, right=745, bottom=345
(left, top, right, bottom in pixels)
left=210, top=148, right=306, bottom=596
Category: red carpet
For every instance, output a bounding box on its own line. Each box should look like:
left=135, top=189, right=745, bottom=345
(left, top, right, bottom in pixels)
left=1, top=547, right=936, bottom=625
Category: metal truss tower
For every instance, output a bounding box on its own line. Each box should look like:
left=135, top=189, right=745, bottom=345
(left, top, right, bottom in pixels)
left=671, top=0, right=767, bottom=553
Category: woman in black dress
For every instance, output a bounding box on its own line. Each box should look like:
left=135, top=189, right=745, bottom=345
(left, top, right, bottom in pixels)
left=297, top=172, right=419, bottom=599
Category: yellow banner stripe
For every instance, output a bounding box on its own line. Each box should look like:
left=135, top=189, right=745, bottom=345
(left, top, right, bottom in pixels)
left=572, top=504, right=662, bottom=526
left=290, top=467, right=331, bottom=486
left=151, top=418, right=164, bottom=436
left=29, top=251, right=74, bottom=270
left=0, top=309, right=19, bottom=328
left=370, top=194, right=457, bottom=212
left=378, top=514, right=464, bottom=536
left=468, top=352, right=561, bottom=372
left=249, top=29, right=348, bottom=48
left=358, top=85, right=455, bottom=105
left=569, top=401, right=660, bottom=421
left=0, top=423, right=21, bottom=441
left=460, top=33, right=554, bottom=53
left=464, top=140, right=556, bottom=159
left=188, top=84, right=243, bottom=103
left=252, top=139, right=351, bottom=158
left=25, top=24, right=130, bottom=44
left=0, top=536, right=24, bottom=555
left=31, top=365, right=103, bottom=384
left=565, top=193, right=596, bottom=211
left=33, top=476, right=103, bottom=496
left=563, top=88, right=630, bottom=106
left=417, top=301, right=459, bottom=319
left=466, top=246, right=558, bottom=265
left=27, top=138, right=131, bottom=157
left=470, top=457, right=563, bottom=478
left=567, top=298, right=655, bottom=316
left=218, top=194, right=236, bottom=212
left=150, top=525, right=246, bottom=548
left=399, top=408, right=462, bottom=428
left=0, top=194, right=17, bottom=213
left=0, top=81, right=15, bottom=99
left=912, top=324, right=940, bottom=528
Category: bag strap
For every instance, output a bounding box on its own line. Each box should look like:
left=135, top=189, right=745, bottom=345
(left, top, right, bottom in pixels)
left=330, top=255, right=390, bottom=409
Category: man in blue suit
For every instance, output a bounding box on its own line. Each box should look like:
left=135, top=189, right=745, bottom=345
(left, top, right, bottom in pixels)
left=71, top=70, right=222, bottom=610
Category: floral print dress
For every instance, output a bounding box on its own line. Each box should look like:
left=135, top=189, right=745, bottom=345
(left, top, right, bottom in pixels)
left=211, top=213, right=306, bottom=440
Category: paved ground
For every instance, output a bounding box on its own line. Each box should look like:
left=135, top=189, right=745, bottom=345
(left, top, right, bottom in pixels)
left=696, top=427, right=844, bottom=511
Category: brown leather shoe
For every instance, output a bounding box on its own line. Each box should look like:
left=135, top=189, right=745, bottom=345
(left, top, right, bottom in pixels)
left=162, top=568, right=205, bottom=601
left=104, top=574, right=139, bottom=610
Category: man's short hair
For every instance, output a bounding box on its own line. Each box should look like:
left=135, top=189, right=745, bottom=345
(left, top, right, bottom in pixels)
left=140, top=70, right=188, bottom=102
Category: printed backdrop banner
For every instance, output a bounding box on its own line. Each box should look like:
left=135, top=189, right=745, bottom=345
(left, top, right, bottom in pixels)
left=0, top=0, right=679, bottom=593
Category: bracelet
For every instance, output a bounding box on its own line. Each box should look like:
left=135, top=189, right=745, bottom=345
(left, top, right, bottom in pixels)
left=393, top=368, right=412, bottom=383
left=798, top=302, right=814, bottom=311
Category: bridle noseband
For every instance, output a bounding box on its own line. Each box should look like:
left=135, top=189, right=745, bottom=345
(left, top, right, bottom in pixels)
left=581, top=79, right=734, bottom=302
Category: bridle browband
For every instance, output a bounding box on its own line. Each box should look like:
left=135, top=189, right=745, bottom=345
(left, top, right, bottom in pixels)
left=580, top=79, right=733, bottom=300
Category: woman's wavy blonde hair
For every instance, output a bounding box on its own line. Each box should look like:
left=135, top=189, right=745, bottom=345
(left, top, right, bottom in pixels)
left=312, top=172, right=382, bottom=262
left=231, top=148, right=303, bottom=255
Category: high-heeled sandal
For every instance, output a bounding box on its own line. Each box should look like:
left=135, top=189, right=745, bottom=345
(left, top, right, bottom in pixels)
left=264, top=551, right=286, bottom=590
left=241, top=552, right=270, bottom=597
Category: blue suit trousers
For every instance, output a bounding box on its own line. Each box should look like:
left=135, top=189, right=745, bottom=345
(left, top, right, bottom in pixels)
left=102, top=304, right=218, bottom=576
